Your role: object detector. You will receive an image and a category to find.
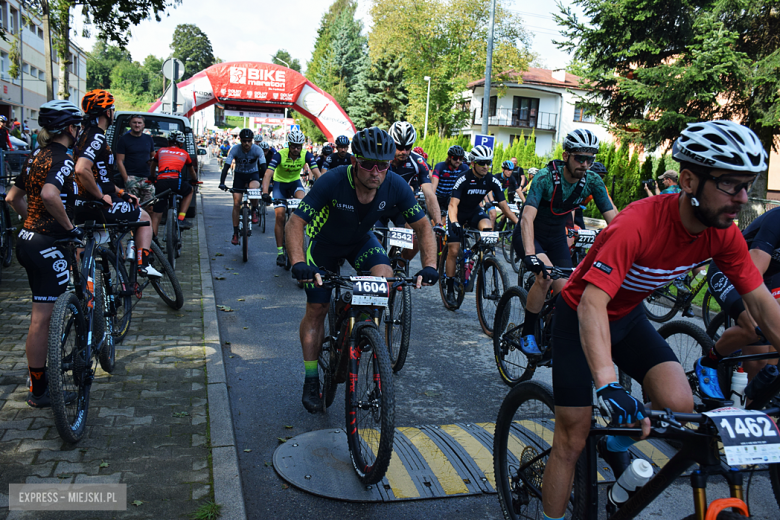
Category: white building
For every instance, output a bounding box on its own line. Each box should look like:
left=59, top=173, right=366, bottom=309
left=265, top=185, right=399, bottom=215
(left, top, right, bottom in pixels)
left=0, top=0, right=87, bottom=128
left=460, top=68, right=610, bottom=155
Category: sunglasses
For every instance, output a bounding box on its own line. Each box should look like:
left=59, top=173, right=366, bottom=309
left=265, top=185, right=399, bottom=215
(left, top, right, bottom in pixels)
left=357, top=158, right=391, bottom=172
left=396, top=145, right=413, bottom=151
left=474, top=160, right=492, bottom=167
left=703, top=173, right=756, bottom=197
left=571, top=154, right=596, bottom=165
left=449, top=156, right=464, bottom=162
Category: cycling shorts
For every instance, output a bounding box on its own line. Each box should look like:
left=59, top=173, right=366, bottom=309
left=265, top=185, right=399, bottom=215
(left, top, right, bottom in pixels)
left=446, top=210, right=490, bottom=243
left=152, top=178, right=192, bottom=214
left=437, top=196, right=450, bottom=216
left=551, top=295, right=679, bottom=407
left=16, top=230, right=71, bottom=302
left=304, top=232, right=391, bottom=304
left=273, top=180, right=305, bottom=209
left=232, top=171, right=261, bottom=190
left=512, top=223, right=572, bottom=269
left=74, top=195, right=141, bottom=225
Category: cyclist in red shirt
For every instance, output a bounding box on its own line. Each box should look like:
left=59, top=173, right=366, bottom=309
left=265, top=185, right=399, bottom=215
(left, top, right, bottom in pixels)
left=539, top=121, right=780, bottom=520
left=150, top=131, right=198, bottom=235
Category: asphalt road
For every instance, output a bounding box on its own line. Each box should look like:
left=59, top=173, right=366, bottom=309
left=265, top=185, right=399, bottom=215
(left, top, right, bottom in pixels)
left=196, top=158, right=778, bottom=520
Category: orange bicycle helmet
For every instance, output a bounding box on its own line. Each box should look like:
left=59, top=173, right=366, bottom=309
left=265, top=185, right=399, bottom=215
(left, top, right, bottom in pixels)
left=81, top=89, right=115, bottom=116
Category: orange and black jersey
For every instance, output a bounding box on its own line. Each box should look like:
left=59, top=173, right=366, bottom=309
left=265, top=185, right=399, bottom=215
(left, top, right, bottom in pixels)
left=75, top=126, right=116, bottom=198
left=22, top=143, right=77, bottom=236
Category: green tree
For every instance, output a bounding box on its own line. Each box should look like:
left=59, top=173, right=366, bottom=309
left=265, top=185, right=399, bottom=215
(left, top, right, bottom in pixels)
left=142, top=55, right=164, bottom=99
left=170, top=24, right=215, bottom=80
left=86, top=37, right=132, bottom=90
left=271, top=49, right=301, bottom=72
left=348, top=53, right=408, bottom=129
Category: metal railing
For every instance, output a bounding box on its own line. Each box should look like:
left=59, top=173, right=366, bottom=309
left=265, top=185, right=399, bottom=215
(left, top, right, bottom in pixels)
left=470, top=107, right=557, bottom=131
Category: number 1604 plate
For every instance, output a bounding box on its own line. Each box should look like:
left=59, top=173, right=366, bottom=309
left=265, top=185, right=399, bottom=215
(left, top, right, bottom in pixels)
left=350, top=276, right=390, bottom=306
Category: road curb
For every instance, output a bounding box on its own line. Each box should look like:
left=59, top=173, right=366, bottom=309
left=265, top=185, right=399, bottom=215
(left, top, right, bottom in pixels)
left=197, top=192, right=247, bottom=520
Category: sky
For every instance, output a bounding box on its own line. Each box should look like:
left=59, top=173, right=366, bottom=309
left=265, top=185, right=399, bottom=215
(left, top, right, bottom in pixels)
left=71, top=0, right=580, bottom=74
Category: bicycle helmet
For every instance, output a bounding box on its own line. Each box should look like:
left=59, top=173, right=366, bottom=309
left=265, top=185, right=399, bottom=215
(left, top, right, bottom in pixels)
left=335, top=135, right=349, bottom=147
left=239, top=128, right=254, bottom=141
left=259, top=141, right=270, bottom=151
left=590, top=161, right=608, bottom=177
left=168, top=130, right=185, bottom=144
left=321, top=145, right=333, bottom=155
left=351, top=127, right=396, bottom=161
left=81, top=89, right=115, bottom=116
left=470, top=145, right=494, bottom=162
left=563, top=128, right=599, bottom=154
left=413, top=146, right=428, bottom=160
left=388, top=121, right=417, bottom=147
left=0, top=115, right=7, bottom=122
left=448, top=145, right=466, bottom=158
left=501, top=160, right=514, bottom=170
left=672, top=120, right=767, bottom=173
left=287, top=129, right=305, bottom=145
left=253, top=133, right=263, bottom=143
left=527, top=167, right=539, bottom=176
left=38, top=100, right=83, bottom=133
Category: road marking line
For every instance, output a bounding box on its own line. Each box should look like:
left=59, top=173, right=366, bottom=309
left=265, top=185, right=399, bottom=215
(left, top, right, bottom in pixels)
left=398, top=427, right=469, bottom=495
left=440, top=424, right=496, bottom=490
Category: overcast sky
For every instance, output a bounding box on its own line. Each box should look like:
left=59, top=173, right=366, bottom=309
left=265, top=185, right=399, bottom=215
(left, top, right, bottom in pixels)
left=72, top=0, right=580, bottom=74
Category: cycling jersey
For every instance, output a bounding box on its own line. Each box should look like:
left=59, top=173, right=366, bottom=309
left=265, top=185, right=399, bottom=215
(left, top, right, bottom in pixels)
left=227, top=143, right=265, bottom=174
left=268, top=149, right=317, bottom=183
left=562, top=194, right=764, bottom=321
left=315, top=155, right=328, bottom=171
left=154, top=146, right=192, bottom=180
left=21, top=143, right=76, bottom=236
left=450, top=169, right=505, bottom=217
left=219, top=144, right=230, bottom=157
left=74, top=126, right=117, bottom=198
left=499, top=174, right=519, bottom=203
left=432, top=161, right=468, bottom=199
left=389, top=152, right=431, bottom=189
left=294, top=165, right=425, bottom=247
left=322, top=152, right=352, bottom=172
left=742, top=206, right=780, bottom=278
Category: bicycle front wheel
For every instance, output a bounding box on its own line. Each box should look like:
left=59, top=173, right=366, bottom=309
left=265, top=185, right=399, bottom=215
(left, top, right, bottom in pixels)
left=165, top=208, right=178, bottom=270
left=1, top=203, right=13, bottom=268
left=318, top=299, right=339, bottom=412
left=494, top=380, right=564, bottom=520
left=345, top=326, right=395, bottom=485
left=438, top=246, right=464, bottom=310
left=149, top=241, right=184, bottom=310
left=48, top=292, right=90, bottom=444
left=658, top=320, right=715, bottom=397
left=476, top=256, right=509, bottom=337
left=260, top=201, right=266, bottom=233
left=700, top=289, right=721, bottom=330
left=493, top=286, right=537, bottom=386
left=385, top=283, right=412, bottom=372
left=643, top=284, right=679, bottom=322
left=94, top=276, right=115, bottom=373
left=100, top=249, right=132, bottom=344
left=241, top=205, right=249, bottom=263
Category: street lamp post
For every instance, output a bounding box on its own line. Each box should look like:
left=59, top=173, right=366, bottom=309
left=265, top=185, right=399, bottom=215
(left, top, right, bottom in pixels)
left=481, top=0, right=496, bottom=135
left=270, top=55, right=291, bottom=122
left=423, top=76, right=431, bottom=139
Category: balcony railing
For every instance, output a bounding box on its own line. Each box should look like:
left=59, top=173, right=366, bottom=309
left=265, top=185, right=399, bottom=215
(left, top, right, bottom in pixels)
left=470, top=107, right=557, bottom=131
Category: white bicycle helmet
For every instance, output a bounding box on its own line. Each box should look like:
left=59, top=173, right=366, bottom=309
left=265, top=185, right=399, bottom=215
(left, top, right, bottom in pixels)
left=563, top=128, right=600, bottom=153
left=287, top=129, right=305, bottom=145
left=388, top=121, right=417, bottom=147
left=168, top=130, right=185, bottom=144
left=470, top=145, right=494, bottom=162
left=672, top=120, right=767, bottom=173
left=527, top=167, right=539, bottom=175
left=253, top=133, right=263, bottom=143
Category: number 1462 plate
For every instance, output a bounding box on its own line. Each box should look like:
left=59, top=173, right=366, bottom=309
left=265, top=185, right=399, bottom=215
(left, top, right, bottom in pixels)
left=350, top=276, right=390, bottom=306
left=704, top=407, right=780, bottom=466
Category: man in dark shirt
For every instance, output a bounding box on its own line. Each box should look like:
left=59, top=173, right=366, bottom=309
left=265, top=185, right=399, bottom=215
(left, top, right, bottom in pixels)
left=116, top=115, right=156, bottom=203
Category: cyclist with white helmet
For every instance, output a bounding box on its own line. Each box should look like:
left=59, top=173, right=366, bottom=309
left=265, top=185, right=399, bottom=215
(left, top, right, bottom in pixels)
left=539, top=120, right=780, bottom=520
left=444, top=145, right=519, bottom=307
left=320, top=135, right=352, bottom=174
left=218, top=128, right=266, bottom=245
left=512, top=128, right=616, bottom=356
left=261, top=128, right=320, bottom=267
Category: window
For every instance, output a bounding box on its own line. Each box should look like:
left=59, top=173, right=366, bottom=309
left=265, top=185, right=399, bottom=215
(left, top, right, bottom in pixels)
left=489, top=95, right=497, bottom=117
left=0, top=51, right=7, bottom=78
left=38, top=69, right=44, bottom=81
left=30, top=109, right=37, bottom=121
left=30, top=66, right=37, bottom=78
left=512, top=96, right=540, bottom=127
left=574, top=103, right=596, bottom=123
left=37, top=27, right=43, bottom=39
left=22, top=63, right=28, bottom=74
left=9, top=7, right=17, bottom=34
left=510, top=134, right=530, bottom=145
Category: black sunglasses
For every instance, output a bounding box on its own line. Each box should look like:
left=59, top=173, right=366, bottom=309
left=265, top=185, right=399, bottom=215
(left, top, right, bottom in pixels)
left=475, top=160, right=492, bottom=167
left=356, top=158, right=391, bottom=172
left=703, top=173, right=756, bottom=197
left=571, top=154, right=596, bottom=165
left=396, top=144, right=413, bottom=151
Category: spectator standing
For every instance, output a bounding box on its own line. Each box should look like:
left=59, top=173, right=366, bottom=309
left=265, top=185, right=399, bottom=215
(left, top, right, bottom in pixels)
left=511, top=156, right=527, bottom=193
left=31, top=129, right=38, bottom=150
left=116, top=114, right=156, bottom=203
left=644, top=169, right=681, bottom=196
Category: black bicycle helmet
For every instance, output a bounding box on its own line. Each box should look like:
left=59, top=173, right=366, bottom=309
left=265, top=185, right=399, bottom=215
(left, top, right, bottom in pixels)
left=590, top=161, right=608, bottom=177
left=335, top=135, right=349, bottom=147
left=448, top=145, right=466, bottom=158
left=239, top=128, right=254, bottom=141
left=501, top=160, right=514, bottom=170
left=38, top=100, right=83, bottom=133
left=322, top=145, right=333, bottom=155
left=351, top=127, right=396, bottom=161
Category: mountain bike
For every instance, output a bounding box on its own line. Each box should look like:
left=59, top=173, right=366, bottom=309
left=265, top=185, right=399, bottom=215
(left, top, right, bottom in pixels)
left=317, top=270, right=416, bottom=485
left=275, top=197, right=303, bottom=271
left=644, top=262, right=719, bottom=327
left=223, top=187, right=263, bottom=262
left=496, top=203, right=521, bottom=273
left=516, top=227, right=599, bottom=291
left=155, top=180, right=202, bottom=270
left=438, top=228, right=510, bottom=337
left=0, top=176, right=16, bottom=282
left=494, top=379, right=779, bottom=520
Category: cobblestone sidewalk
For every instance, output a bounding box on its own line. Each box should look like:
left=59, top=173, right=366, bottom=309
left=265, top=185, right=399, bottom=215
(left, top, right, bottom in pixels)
left=0, top=221, right=212, bottom=519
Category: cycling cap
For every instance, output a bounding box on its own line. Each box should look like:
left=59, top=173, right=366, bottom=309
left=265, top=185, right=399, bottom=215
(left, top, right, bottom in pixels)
left=287, top=129, right=305, bottom=145
left=168, top=130, right=186, bottom=144
left=239, top=128, right=254, bottom=141
left=335, top=135, right=349, bottom=146
left=81, top=89, right=115, bottom=116
left=259, top=141, right=270, bottom=150
left=672, top=120, right=767, bottom=173
left=470, top=145, right=494, bottom=162
left=351, top=127, right=396, bottom=161
left=38, top=100, right=83, bottom=133
left=322, top=145, right=333, bottom=155
left=253, top=133, right=263, bottom=143
left=501, top=160, right=514, bottom=170
left=590, top=161, right=608, bottom=176
left=388, top=121, right=417, bottom=147
left=563, top=128, right=599, bottom=153
left=527, top=167, right=539, bottom=175
left=448, top=145, right=466, bottom=158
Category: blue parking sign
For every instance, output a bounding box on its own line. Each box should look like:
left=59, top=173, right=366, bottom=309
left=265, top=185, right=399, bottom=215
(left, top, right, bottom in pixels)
left=290, top=124, right=301, bottom=132
left=475, top=134, right=494, bottom=150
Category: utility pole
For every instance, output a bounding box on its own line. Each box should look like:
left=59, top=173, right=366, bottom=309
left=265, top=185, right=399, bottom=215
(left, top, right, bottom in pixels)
left=481, top=0, right=496, bottom=135
left=423, top=76, right=431, bottom=139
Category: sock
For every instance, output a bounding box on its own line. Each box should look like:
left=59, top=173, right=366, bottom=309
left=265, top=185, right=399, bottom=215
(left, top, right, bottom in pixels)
left=707, top=346, right=724, bottom=363
left=606, top=434, right=637, bottom=452
left=543, top=514, right=564, bottom=520
left=447, top=277, right=454, bottom=292
left=29, top=366, right=47, bottom=397
left=178, top=212, right=186, bottom=221
left=304, top=360, right=318, bottom=379
left=234, top=226, right=240, bottom=235
left=522, top=310, right=540, bottom=337
left=277, top=246, right=284, bottom=255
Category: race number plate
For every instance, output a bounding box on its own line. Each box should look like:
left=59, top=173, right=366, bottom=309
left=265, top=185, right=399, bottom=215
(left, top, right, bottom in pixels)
left=247, top=189, right=262, bottom=200
left=350, top=276, right=390, bottom=307
left=703, top=407, right=780, bottom=466
left=286, top=198, right=301, bottom=209
left=387, top=227, right=414, bottom=250
left=574, top=229, right=597, bottom=249
left=480, top=231, right=499, bottom=245
left=507, top=203, right=520, bottom=215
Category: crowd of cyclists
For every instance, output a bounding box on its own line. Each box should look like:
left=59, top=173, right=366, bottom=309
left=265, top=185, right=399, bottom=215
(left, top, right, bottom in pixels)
left=5, top=80, right=780, bottom=518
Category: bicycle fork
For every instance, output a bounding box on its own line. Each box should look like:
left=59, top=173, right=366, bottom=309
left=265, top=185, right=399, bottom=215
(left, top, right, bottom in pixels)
left=690, top=469, right=748, bottom=520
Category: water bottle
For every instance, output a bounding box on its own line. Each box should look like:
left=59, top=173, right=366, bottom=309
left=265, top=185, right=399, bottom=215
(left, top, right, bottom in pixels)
left=463, top=251, right=472, bottom=283
left=729, top=367, right=748, bottom=409
left=608, top=459, right=653, bottom=508
left=126, top=238, right=135, bottom=260
left=745, top=364, right=779, bottom=401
